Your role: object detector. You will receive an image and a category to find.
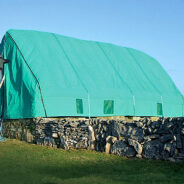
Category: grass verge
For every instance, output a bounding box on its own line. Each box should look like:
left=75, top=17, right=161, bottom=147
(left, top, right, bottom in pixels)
left=0, top=139, right=184, bottom=184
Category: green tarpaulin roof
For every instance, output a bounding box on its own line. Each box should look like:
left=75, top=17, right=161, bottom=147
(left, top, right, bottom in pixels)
left=0, top=29, right=183, bottom=119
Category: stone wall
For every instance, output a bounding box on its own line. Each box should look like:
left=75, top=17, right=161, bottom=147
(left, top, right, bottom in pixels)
left=2, top=117, right=184, bottom=162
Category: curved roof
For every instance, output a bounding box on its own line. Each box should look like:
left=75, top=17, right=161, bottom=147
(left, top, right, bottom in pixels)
left=0, top=29, right=183, bottom=118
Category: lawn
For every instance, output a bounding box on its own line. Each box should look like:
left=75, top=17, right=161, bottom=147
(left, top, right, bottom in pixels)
left=0, top=140, right=184, bottom=184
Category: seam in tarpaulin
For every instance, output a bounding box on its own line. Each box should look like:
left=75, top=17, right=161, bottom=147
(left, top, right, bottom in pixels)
left=52, top=34, right=91, bottom=117
left=126, top=48, right=162, bottom=97
left=97, top=43, right=134, bottom=96
left=6, top=32, right=48, bottom=117
left=52, top=34, right=89, bottom=93
left=128, top=49, right=184, bottom=117
left=97, top=43, right=135, bottom=115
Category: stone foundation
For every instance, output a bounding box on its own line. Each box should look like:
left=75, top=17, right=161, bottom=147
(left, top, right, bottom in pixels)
left=2, top=117, right=184, bottom=162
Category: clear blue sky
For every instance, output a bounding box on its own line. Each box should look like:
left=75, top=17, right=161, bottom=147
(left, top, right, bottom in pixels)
left=0, top=0, right=184, bottom=94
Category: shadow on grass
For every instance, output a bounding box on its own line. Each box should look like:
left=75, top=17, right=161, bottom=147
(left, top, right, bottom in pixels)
left=35, top=158, right=184, bottom=184
left=0, top=140, right=184, bottom=184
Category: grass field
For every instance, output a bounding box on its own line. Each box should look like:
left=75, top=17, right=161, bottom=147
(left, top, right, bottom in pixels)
left=0, top=140, right=184, bottom=184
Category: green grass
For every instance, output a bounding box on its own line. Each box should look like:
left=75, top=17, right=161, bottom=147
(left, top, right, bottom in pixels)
left=0, top=140, right=184, bottom=184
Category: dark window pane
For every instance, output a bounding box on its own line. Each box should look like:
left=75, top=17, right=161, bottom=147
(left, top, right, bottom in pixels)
left=76, top=99, right=83, bottom=114
left=157, top=103, right=163, bottom=115
left=104, top=100, right=114, bottom=114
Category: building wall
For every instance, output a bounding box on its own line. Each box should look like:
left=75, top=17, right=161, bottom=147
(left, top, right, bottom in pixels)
left=2, top=117, right=184, bottom=162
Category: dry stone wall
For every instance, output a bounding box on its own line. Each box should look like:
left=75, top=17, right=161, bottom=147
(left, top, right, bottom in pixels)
left=2, top=117, right=184, bottom=162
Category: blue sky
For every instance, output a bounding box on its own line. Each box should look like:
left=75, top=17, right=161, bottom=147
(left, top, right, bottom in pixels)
left=0, top=0, right=184, bottom=94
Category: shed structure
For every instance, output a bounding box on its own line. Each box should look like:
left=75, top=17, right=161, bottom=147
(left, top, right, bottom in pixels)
left=0, top=29, right=183, bottom=119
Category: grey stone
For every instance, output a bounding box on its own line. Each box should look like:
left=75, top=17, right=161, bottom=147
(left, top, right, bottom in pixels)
left=112, top=122, right=144, bottom=142
left=143, top=140, right=164, bottom=160
left=44, top=137, right=54, bottom=147
left=128, top=138, right=142, bottom=155
left=52, top=133, right=58, bottom=138
left=37, top=138, right=44, bottom=145
left=176, top=134, right=182, bottom=149
left=88, top=126, right=95, bottom=150
left=142, top=117, right=148, bottom=124
left=106, top=136, right=117, bottom=144
left=152, top=129, right=158, bottom=134
left=144, top=134, right=159, bottom=141
left=163, top=117, right=170, bottom=123
left=136, top=121, right=143, bottom=128
left=167, top=157, right=177, bottom=162
left=164, top=122, right=173, bottom=129
left=76, top=140, right=88, bottom=149
left=26, top=131, right=34, bottom=143
left=105, top=143, right=111, bottom=154
left=148, top=127, right=152, bottom=134
left=160, top=135, right=173, bottom=143
left=158, top=125, right=170, bottom=134
left=60, top=136, right=69, bottom=149
left=111, top=140, right=136, bottom=157
left=181, top=128, right=184, bottom=135
left=170, top=142, right=176, bottom=156
left=146, top=119, right=152, bottom=126
left=174, top=153, right=184, bottom=159
left=151, top=121, right=160, bottom=129
left=164, top=142, right=172, bottom=153
left=173, top=135, right=176, bottom=141
left=136, top=154, right=142, bottom=159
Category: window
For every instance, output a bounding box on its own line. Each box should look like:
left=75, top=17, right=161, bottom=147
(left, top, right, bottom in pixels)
left=76, top=99, right=83, bottom=114
left=157, top=103, right=163, bottom=116
left=104, top=100, right=114, bottom=114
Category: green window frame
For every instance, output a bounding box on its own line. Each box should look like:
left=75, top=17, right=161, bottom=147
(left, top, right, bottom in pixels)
left=104, top=100, right=114, bottom=114
left=76, top=99, right=83, bottom=114
left=157, top=103, right=163, bottom=116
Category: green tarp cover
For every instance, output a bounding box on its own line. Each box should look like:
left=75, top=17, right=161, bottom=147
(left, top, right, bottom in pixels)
left=0, top=29, right=183, bottom=119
